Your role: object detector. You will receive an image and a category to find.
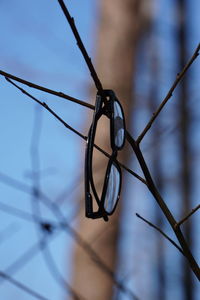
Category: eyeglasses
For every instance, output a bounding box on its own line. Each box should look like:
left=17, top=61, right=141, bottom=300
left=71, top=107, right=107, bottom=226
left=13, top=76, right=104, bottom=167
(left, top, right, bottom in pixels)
left=85, top=90, right=126, bottom=221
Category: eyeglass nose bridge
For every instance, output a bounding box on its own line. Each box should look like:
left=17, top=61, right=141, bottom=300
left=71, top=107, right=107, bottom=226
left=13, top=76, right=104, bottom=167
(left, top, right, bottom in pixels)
left=101, top=101, right=112, bottom=118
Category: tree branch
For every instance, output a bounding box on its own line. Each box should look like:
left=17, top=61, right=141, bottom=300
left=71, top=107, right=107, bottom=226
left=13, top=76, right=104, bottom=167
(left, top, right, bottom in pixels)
left=175, top=204, right=200, bottom=228
left=126, top=132, right=200, bottom=279
left=57, top=0, right=104, bottom=93
left=3, top=76, right=200, bottom=279
left=0, top=70, right=94, bottom=110
left=4, top=77, right=146, bottom=185
left=0, top=271, right=48, bottom=300
left=1, top=77, right=141, bottom=297
left=136, top=43, right=200, bottom=144
left=0, top=171, right=139, bottom=300
left=5, top=77, right=87, bottom=140
left=136, top=213, right=184, bottom=255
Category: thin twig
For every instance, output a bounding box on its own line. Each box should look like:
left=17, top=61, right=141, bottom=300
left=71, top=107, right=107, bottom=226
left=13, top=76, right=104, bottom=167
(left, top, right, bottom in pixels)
left=1, top=1, right=199, bottom=285
left=40, top=237, right=85, bottom=300
left=175, top=204, right=200, bottom=228
left=30, top=108, right=84, bottom=300
left=0, top=200, right=57, bottom=227
left=5, top=77, right=146, bottom=185
left=0, top=204, right=79, bottom=299
left=42, top=188, right=139, bottom=299
left=136, top=43, right=200, bottom=144
left=57, top=0, right=103, bottom=93
left=51, top=211, right=139, bottom=299
left=94, top=142, right=146, bottom=184
left=0, top=172, right=138, bottom=299
left=55, top=172, right=83, bottom=204
left=0, top=70, right=94, bottom=110
left=0, top=271, right=49, bottom=300
left=126, top=132, right=200, bottom=279
left=0, top=239, right=47, bottom=285
left=5, top=77, right=86, bottom=140
left=2, top=76, right=200, bottom=278
left=136, top=213, right=184, bottom=255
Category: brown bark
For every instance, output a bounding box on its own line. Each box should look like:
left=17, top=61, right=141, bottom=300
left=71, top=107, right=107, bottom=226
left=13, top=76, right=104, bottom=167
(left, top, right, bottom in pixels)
left=71, top=1, right=150, bottom=299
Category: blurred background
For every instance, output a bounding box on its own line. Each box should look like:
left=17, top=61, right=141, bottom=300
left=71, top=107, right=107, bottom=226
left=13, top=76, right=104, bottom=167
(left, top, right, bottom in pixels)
left=0, top=0, right=199, bottom=299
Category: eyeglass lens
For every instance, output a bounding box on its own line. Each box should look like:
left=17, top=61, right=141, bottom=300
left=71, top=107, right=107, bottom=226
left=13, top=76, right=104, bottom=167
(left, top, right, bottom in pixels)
left=104, top=163, right=120, bottom=213
left=113, top=101, right=125, bottom=148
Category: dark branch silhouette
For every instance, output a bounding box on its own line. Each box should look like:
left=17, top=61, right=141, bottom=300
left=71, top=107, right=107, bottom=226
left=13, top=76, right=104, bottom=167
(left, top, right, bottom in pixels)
left=57, top=0, right=104, bottom=93
left=175, top=204, right=200, bottom=228
left=0, top=171, right=139, bottom=299
left=126, top=132, right=200, bottom=279
left=136, top=213, right=184, bottom=255
left=29, top=107, right=85, bottom=300
left=5, top=77, right=146, bottom=185
left=0, top=70, right=94, bottom=109
left=0, top=2, right=199, bottom=296
left=136, top=43, right=200, bottom=144
left=0, top=271, right=49, bottom=300
left=3, top=64, right=200, bottom=280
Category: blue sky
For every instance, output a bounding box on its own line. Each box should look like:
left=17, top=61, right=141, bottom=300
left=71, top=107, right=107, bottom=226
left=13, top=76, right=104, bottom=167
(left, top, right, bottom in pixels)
left=0, top=1, right=98, bottom=299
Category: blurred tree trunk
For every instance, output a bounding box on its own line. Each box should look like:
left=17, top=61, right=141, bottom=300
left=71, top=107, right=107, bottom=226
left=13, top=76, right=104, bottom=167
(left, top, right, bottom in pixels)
left=71, top=1, right=151, bottom=299
left=177, top=0, right=194, bottom=299
left=149, top=44, right=166, bottom=300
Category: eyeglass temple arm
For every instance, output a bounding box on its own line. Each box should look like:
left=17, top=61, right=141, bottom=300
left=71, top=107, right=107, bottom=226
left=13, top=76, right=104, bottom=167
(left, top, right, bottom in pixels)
left=86, top=193, right=109, bottom=221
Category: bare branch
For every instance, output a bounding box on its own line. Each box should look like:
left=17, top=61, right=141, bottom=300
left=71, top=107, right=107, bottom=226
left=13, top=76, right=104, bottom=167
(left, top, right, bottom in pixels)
left=136, top=213, right=184, bottom=255
left=0, top=239, right=48, bottom=285
left=0, top=173, right=138, bottom=299
left=57, top=0, right=104, bottom=93
left=0, top=228, right=83, bottom=300
left=39, top=238, right=86, bottom=300
left=0, top=271, right=48, bottom=300
left=175, top=204, right=200, bottom=228
left=4, top=65, right=199, bottom=280
left=136, top=43, right=200, bottom=144
left=126, top=132, right=200, bottom=279
left=0, top=70, right=94, bottom=110
left=5, top=77, right=87, bottom=140
left=5, top=77, right=146, bottom=185
left=94, top=141, right=146, bottom=185
left=29, top=107, right=85, bottom=300
left=1, top=0, right=199, bottom=286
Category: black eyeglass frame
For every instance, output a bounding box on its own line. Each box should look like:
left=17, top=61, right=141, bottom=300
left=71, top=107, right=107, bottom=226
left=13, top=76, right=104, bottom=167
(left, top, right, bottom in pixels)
left=85, top=90, right=126, bottom=221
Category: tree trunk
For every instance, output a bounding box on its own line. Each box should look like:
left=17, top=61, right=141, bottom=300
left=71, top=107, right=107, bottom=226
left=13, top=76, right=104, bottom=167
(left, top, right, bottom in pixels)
left=71, top=1, right=150, bottom=299
left=149, top=43, right=166, bottom=300
left=177, top=0, right=194, bottom=299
